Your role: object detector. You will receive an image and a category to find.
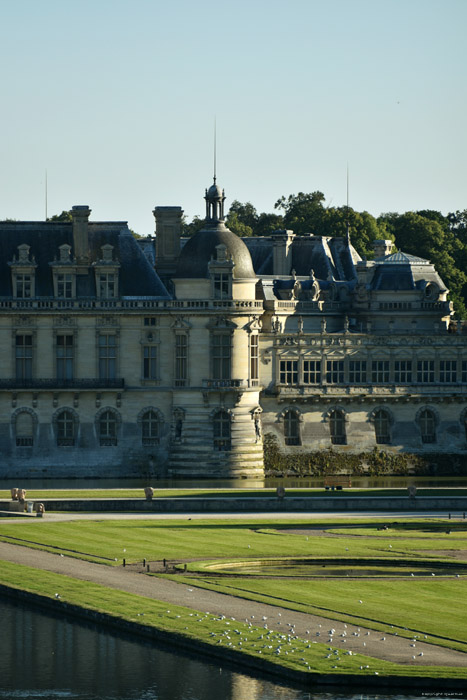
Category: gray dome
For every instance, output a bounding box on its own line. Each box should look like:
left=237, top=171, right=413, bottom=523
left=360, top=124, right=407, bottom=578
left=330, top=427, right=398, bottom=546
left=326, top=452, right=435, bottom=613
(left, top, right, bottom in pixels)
left=207, top=183, right=223, bottom=199
left=175, top=223, right=256, bottom=279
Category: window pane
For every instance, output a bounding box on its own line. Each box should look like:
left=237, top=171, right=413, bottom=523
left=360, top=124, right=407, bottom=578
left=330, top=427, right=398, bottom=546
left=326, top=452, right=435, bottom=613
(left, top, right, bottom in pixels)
left=175, top=334, right=188, bottom=386
left=213, top=411, right=231, bottom=450
left=212, top=334, right=231, bottom=380
left=326, top=360, right=344, bottom=384
left=15, top=335, right=33, bottom=380
left=250, top=335, right=259, bottom=382
left=419, top=409, right=436, bottom=443
left=330, top=410, right=346, bottom=445
left=417, top=360, right=434, bottom=383
left=143, top=346, right=157, bottom=380
left=99, top=410, right=117, bottom=446
left=142, top=410, right=160, bottom=445
left=303, top=360, right=321, bottom=384
left=279, top=360, right=298, bottom=384
left=284, top=410, right=300, bottom=445
left=349, top=360, right=366, bottom=383
left=99, top=335, right=116, bottom=379
left=374, top=410, right=390, bottom=444
left=394, top=360, right=412, bottom=383
left=372, top=360, right=389, bottom=383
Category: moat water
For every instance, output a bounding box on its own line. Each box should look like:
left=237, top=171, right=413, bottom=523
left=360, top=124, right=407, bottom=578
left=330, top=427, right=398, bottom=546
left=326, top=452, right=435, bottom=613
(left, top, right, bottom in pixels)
left=0, top=599, right=438, bottom=700
left=2, top=476, right=467, bottom=490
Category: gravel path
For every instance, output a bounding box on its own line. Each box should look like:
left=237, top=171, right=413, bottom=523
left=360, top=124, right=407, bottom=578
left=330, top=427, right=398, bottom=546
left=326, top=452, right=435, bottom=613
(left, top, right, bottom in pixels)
left=0, top=540, right=466, bottom=669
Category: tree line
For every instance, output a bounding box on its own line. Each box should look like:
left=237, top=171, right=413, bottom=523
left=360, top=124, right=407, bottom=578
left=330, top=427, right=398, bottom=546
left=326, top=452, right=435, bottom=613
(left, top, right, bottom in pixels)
left=183, top=192, right=467, bottom=317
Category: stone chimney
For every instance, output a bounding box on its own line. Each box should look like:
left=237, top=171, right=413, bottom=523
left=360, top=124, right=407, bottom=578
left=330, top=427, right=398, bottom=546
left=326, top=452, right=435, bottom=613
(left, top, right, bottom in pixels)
left=272, top=230, right=295, bottom=275
left=153, top=206, right=183, bottom=278
left=71, top=206, right=91, bottom=263
left=372, top=239, right=393, bottom=259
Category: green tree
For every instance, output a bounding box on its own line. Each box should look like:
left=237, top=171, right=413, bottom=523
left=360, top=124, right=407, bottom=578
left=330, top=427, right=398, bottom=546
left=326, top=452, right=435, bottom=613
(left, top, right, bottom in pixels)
left=274, top=191, right=327, bottom=235
left=47, top=210, right=72, bottom=222
left=254, top=212, right=284, bottom=237
left=227, top=200, right=258, bottom=229
left=182, top=215, right=205, bottom=237
left=382, top=212, right=467, bottom=317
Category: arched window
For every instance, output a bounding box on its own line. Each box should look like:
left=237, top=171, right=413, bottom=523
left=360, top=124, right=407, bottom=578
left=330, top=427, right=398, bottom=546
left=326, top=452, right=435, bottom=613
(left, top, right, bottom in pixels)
left=57, top=410, right=76, bottom=447
left=142, top=410, right=160, bottom=446
left=284, top=410, right=301, bottom=446
left=213, top=410, right=231, bottom=451
left=330, top=409, right=346, bottom=445
left=419, top=408, right=436, bottom=444
left=99, top=410, right=118, bottom=446
left=374, top=409, right=391, bottom=445
left=15, top=411, right=34, bottom=447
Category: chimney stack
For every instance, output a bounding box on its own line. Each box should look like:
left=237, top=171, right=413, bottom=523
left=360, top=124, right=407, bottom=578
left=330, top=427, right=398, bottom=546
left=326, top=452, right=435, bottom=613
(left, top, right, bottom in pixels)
left=71, top=205, right=91, bottom=263
left=372, top=239, right=393, bottom=259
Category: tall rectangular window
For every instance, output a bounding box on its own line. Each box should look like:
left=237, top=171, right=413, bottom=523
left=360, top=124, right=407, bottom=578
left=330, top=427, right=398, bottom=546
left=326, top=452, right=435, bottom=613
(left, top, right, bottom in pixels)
left=16, top=275, right=32, bottom=298
left=98, top=334, right=116, bottom=379
left=462, top=361, right=467, bottom=383
left=394, top=360, right=412, bottom=383
left=279, top=359, right=298, bottom=385
left=56, top=335, right=74, bottom=380
left=15, top=335, right=33, bottom=380
left=440, top=360, right=457, bottom=383
left=326, top=360, right=344, bottom=384
left=249, top=335, right=259, bottom=385
left=349, top=360, right=367, bottom=383
left=417, top=360, right=434, bottom=383
left=213, top=273, right=230, bottom=299
left=143, top=345, right=157, bottom=380
left=99, top=273, right=116, bottom=299
left=212, top=334, right=231, bottom=380
left=57, top=274, right=73, bottom=298
left=175, top=334, right=188, bottom=386
left=372, top=360, right=390, bottom=383
left=303, top=359, right=321, bottom=384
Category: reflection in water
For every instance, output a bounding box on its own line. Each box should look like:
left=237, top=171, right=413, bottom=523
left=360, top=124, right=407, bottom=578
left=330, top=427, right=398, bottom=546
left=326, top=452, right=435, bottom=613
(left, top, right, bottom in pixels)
left=2, top=476, right=466, bottom=490
left=0, top=599, right=432, bottom=700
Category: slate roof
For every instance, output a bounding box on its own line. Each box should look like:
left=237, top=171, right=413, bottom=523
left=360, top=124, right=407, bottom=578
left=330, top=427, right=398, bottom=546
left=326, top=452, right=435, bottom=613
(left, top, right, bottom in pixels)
left=244, top=235, right=359, bottom=281
left=0, top=221, right=169, bottom=298
left=175, top=222, right=256, bottom=279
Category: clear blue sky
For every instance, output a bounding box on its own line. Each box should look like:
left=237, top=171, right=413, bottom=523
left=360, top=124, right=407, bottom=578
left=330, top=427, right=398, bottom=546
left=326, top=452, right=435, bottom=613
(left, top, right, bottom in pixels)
left=1, top=0, right=466, bottom=235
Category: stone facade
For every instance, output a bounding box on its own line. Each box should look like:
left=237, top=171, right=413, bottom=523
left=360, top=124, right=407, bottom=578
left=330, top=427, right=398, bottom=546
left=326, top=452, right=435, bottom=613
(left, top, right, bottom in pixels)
left=0, top=183, right=466, bottom=479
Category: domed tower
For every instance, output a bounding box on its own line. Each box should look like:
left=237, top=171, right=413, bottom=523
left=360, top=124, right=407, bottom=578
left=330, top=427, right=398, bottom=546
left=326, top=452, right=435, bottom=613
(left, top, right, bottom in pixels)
left=168, top=180, right=264, bottom=478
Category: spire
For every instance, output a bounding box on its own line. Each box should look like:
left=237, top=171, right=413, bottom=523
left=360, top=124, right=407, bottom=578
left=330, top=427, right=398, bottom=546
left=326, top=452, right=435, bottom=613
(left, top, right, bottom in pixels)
left=345, top=164, right=351, bottom=247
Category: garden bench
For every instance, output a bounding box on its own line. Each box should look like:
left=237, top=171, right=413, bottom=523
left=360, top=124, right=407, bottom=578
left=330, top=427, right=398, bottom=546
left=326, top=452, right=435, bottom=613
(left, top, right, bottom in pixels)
left=324, top=476, right=351, bottom=491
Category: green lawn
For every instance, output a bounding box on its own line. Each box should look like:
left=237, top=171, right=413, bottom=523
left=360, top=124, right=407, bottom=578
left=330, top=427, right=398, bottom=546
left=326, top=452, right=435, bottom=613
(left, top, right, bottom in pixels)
left=0, top=560, right=465, bottom=681
left=1, top=516, right=466, bottom=669
left=1, top=517, right=466, bottom=563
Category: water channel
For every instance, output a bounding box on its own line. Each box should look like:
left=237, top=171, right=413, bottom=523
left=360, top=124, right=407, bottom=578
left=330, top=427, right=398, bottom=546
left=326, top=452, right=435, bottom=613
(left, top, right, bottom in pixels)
left=0, top=599, right=435, bottom=700
left=2, top=476, right=467, bottom=490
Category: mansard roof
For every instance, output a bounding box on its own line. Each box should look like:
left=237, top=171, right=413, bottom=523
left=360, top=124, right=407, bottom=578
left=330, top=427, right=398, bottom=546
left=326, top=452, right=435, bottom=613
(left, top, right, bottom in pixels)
left=0, top=221, right=169, bottom=298
left=370, top=249, right=446, bottom=292
left=244, top=235, right=359, bottom=280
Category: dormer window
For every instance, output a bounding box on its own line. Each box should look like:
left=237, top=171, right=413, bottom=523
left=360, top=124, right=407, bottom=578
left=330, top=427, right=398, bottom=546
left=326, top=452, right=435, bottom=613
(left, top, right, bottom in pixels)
left=213, top=272, right=230, bottom=299
left=50, top=244, right=77, bottom=299
left=57, top=273, right=73, bottom=298
left=208, top=243, right=234, bottom=300
left=93, top=245, right=120, bottom=299
left=16, top=274, right=32, bottom=298
left=9, top=244, right=37, bottom=299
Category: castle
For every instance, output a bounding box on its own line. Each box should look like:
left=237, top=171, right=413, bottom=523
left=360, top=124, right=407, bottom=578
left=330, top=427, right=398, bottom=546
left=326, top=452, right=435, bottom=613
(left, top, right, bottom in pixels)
left=0, top=180, right=465, bottom=479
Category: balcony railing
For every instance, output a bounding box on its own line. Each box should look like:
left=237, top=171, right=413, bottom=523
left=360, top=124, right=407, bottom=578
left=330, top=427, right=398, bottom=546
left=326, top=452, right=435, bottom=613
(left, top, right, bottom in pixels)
left=202, top=379, right=247, bottom=390
left=0, top=378, right=124, bottom=390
